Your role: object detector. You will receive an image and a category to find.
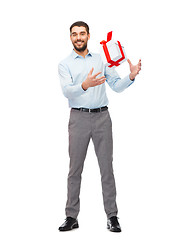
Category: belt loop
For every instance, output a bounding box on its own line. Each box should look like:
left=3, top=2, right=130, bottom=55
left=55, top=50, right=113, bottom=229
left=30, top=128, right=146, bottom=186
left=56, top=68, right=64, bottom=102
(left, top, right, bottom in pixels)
left=89, top=109, right=91, bottom=113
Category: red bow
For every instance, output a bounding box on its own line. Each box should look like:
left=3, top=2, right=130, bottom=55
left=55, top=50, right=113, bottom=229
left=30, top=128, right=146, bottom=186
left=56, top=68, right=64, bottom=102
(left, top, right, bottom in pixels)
left=100, top=31, right=125, bottom=68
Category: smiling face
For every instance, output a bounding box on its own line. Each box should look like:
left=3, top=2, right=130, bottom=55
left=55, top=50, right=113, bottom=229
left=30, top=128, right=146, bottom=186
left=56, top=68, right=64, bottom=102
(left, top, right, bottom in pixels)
left=70, top=26, right=90, bottom=53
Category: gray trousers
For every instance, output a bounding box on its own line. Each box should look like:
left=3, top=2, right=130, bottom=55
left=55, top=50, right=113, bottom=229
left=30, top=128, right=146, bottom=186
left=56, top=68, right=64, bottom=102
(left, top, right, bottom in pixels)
left=65, top=108, right=118, bottom=219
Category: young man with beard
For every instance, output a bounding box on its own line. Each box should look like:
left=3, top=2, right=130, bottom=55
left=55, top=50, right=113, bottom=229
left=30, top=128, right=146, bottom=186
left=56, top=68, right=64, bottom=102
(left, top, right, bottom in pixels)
left=58, top=21, right=141, bottom=232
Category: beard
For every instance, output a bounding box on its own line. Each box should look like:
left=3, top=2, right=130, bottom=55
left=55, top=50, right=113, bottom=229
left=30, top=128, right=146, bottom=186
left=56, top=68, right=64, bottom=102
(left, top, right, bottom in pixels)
left=73, top=40, right=88, bottom=52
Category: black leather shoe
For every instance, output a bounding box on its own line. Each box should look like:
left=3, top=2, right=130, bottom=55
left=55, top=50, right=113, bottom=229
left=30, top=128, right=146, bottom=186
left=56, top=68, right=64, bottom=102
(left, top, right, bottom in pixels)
left=107, top=216, right=121, bottom=232
left=58, top=217, right=79, bottom=231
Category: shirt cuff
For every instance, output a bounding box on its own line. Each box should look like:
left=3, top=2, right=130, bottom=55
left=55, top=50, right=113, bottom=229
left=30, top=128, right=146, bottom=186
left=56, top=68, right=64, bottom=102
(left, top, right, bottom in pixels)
left=79, top=83, right=86, bottom=93
left=127, top=76, right=135, bottom=87
left=129, top=76, right=135, bottom=82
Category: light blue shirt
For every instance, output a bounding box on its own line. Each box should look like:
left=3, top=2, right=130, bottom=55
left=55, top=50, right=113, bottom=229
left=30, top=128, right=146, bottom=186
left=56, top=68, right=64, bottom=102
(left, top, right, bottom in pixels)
left=58, top=50, right=134, bottom=108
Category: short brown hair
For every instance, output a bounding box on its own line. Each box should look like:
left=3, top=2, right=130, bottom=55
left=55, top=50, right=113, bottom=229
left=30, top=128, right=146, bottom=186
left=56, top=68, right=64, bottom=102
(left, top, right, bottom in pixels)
left=70, top=21, right=89, bottom=34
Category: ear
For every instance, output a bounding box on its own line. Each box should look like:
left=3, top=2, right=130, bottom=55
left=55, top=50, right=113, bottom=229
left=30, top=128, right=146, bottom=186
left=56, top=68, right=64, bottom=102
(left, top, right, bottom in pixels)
left=88, top=33, right=90, bottom=40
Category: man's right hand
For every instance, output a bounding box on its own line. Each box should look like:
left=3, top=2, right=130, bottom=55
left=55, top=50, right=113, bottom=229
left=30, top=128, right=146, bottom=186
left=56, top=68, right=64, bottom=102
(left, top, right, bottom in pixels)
left=82, top=68, right=106, bottom=91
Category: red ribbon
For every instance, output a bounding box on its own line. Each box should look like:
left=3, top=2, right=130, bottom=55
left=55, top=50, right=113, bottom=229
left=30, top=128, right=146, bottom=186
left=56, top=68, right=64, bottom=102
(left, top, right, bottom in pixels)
left=100, top=31, right=125, bottom=68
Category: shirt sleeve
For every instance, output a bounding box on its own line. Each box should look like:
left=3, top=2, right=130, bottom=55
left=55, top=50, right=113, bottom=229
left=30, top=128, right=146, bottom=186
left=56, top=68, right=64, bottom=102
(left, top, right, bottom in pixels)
left=104, top=65, right=135, bottom=93
left=58, top=63, right=85, bottom=100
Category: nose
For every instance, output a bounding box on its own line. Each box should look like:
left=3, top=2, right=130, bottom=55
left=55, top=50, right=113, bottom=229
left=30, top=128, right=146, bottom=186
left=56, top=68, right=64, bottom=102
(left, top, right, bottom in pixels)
left=77, top=33, right=81, bottom=40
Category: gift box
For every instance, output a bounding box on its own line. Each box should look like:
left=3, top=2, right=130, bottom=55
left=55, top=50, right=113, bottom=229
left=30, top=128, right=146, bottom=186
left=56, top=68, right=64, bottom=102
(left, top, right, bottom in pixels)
left=100, top=31, right=127, bottom=68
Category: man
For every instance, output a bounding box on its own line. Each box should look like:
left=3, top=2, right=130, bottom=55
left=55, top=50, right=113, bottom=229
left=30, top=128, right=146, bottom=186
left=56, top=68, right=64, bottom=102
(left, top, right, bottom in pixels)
left=58, top=21, right=141, bottom=232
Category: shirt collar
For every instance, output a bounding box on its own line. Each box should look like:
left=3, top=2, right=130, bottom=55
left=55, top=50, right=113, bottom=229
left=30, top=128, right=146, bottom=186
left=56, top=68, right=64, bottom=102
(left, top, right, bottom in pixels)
left=71, top=49, right=93, bottom=59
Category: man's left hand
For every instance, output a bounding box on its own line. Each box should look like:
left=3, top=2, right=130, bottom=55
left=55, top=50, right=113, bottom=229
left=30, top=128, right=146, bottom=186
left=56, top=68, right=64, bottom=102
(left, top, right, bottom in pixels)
left=127, top=59, right=142, bottom=80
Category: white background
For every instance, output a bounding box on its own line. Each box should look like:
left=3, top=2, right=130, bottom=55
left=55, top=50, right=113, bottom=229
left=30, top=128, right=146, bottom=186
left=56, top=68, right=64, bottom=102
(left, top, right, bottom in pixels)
left=0, top=0, right=193, bottom=239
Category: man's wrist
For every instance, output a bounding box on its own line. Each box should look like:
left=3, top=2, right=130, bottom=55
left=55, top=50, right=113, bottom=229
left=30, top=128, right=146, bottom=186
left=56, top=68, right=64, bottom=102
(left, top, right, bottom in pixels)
left=129, top=73, right=135, bottom=81
left=82, top=81, right=89, bottom=91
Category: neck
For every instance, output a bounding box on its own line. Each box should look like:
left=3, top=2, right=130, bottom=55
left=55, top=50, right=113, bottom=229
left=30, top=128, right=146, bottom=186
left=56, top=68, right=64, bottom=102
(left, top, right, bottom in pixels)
left=73, top=48, right=88, bottom=58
